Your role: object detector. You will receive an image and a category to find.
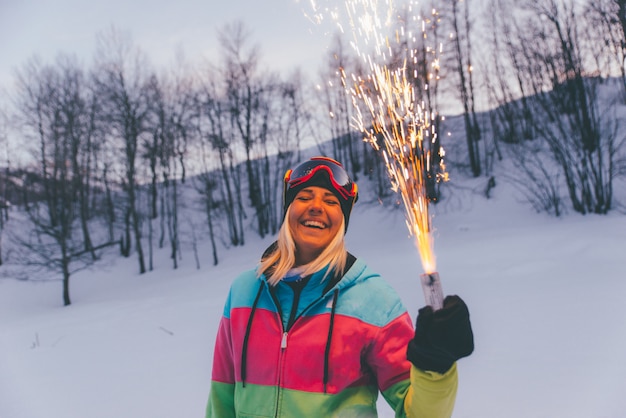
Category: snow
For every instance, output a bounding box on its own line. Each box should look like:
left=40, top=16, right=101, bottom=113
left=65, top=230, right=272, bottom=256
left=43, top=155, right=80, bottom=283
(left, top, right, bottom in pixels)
left=1, top=171, right=626, bottom=418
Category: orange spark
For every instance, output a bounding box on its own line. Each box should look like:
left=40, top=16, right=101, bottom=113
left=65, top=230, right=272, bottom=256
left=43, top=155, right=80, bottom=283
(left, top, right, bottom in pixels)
left=312, top=0, right=447, bottom=274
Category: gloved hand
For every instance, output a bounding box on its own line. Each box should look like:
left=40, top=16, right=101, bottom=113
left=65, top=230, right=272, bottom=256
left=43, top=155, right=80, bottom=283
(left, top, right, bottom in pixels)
left=407, top=295, right=474, bottom=374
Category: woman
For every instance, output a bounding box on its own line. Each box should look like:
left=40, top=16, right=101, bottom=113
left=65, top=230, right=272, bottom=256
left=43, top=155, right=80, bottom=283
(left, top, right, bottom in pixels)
left=207, top=156, right=474, bottom=418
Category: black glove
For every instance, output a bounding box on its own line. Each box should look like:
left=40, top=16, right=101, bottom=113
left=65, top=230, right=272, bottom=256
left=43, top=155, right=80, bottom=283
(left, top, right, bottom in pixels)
left=407, top=295, right=474, bottom=374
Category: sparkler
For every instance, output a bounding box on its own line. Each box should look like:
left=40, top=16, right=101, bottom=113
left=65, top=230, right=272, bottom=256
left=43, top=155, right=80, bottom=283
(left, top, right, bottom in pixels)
left=309, top=0, right=448, bottom=310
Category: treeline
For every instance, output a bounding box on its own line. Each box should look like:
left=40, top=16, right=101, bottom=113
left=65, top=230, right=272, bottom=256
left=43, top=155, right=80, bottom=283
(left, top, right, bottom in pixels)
left=479, top=0, right=626, bottom=215
left=0, top=23, right=395, bottom=305
left=0, top=0, right=625, bottom=305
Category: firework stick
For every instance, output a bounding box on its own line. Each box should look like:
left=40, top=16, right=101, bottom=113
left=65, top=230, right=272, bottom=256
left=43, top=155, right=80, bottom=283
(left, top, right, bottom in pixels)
left=420, top=272, right=444, bottom=311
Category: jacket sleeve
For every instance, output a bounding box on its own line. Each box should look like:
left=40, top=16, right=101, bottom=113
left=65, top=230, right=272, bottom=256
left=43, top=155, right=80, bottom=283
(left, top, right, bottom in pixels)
left=369, top=311, right=458, bottom=418
left=403, top=363, right=458, bottom=418
left=206, top=296, right=236, bottom=418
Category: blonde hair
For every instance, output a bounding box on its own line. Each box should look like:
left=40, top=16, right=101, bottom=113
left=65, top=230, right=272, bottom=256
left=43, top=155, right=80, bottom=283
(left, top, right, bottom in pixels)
left=258, top=205, right=348, bottom=285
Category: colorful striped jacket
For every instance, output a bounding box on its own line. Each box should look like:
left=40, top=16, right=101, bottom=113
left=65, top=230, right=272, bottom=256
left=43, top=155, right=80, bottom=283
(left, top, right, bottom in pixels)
left=206, top=257, right=458, bottom=417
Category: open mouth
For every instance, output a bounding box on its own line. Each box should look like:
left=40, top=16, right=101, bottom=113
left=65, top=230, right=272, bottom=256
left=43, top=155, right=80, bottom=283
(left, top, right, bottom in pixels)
left=302, top=220, right=327, bottom=229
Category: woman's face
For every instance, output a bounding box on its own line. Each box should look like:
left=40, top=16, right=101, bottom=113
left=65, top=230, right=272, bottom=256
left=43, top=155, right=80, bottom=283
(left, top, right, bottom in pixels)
left=288, top=186, right=344, bottom=266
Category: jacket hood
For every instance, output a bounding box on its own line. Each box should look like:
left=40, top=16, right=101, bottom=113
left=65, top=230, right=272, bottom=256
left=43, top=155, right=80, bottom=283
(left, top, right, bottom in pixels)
left=324, top=257, right=378, bottom=294
left=257, top=247, right=377, bottom=297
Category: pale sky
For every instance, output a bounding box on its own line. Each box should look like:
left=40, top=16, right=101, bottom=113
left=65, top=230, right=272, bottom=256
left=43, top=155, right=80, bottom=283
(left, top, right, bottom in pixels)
left=0, top=0, right=335, bottom=92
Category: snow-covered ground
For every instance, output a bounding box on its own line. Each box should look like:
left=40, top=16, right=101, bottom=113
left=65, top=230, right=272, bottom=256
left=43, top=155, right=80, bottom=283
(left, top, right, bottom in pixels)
left=1, top=173, right=625, bottom=418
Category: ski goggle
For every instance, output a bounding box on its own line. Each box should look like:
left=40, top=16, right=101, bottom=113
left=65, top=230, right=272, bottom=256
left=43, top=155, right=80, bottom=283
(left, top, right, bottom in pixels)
left=284, top=157, right=358, bottom=201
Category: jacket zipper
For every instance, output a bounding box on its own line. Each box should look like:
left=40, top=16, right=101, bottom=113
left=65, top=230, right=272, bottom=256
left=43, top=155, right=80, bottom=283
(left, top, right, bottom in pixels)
left=274, top=313, right=287, bottom=417
left=274, top=288, right=299, bottom=417
left=270, top=283, right=339, bottom=417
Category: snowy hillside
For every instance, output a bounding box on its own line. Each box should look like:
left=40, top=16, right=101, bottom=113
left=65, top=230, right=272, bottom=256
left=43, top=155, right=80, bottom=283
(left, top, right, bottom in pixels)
left=1, top=163, right=625, bottom=417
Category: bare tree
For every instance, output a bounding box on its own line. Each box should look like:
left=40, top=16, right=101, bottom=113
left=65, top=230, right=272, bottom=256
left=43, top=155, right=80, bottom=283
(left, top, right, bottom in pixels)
left=496, top=0, right=624, bottom=215
left=195, top=66, right=245, bottom=248
left=55, top=55, right=100, bottom=259
left=279, top=70, right=309, bottom=163
left=325, top=34, right=361, bottom=179
left=314, top=49, right=346, bottom=160
left=270, top=70, right=312, bottom=228
left=505, top=140, right=564, bottom=216
left=255, top=74, right=280, bottom=235
left=443, top=0, right=483, bottom=177
left=12, top=55, right=116, bottom=305
left=482, top=0, right=512, bottom=131
left=192, top=164, right=220, bottom=266
left=153, top=69, right=194, bottom=269
left=92, top=27, right=152, bottom=273
left=218, top=21, right=278, bottom=238
left=585, top=0, right=626, bottom=99
left=0, top=102, right=11, bottom=265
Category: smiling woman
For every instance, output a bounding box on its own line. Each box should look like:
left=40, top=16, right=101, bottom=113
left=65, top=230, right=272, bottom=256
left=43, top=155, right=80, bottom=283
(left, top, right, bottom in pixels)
left=205, top=156, right=474, bottom=418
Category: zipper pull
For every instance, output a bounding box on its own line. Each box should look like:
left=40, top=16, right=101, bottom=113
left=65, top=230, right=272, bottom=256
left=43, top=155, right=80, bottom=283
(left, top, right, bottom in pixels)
left=281, top=332, right=288, bottom=349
